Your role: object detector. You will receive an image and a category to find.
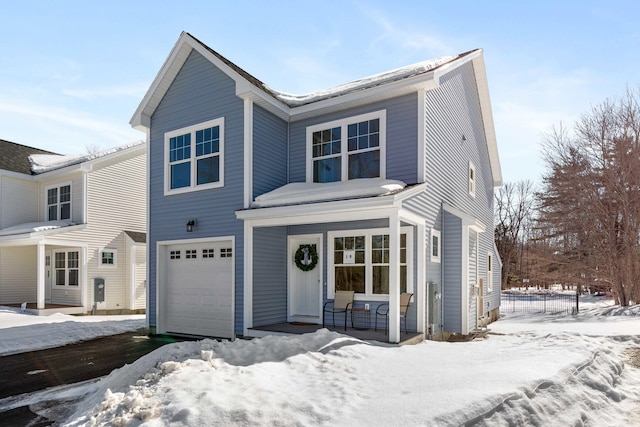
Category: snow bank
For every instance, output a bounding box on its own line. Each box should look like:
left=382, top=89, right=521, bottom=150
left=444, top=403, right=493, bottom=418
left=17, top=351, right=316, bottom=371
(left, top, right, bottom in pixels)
left=2, top=300, right=639, bottom=426
left=0, top=308, right=145, bottom=356
left=252, top=178, right=406, bottom=207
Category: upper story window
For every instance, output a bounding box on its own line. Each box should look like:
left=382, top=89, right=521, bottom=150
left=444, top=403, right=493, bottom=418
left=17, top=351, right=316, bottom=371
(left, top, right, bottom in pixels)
left=46, top=183, right=71, bottom=221
left=468, top=161, right=476, bottom=197
left=165, top=118, right=224, bottom=195
left=307, top=111, right=386, bottom=183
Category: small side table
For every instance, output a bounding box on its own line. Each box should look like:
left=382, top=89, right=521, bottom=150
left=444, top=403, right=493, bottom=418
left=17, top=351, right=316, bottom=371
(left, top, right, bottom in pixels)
left=351, top=308, right=371, bottom=330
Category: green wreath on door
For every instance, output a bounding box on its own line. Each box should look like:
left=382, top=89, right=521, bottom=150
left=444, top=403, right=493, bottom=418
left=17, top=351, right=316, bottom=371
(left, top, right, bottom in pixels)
left=294, top=244, right=318, bottom=272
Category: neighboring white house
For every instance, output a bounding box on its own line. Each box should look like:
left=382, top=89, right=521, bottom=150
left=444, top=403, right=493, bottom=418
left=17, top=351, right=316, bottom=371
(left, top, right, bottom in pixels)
left=0, top=139, right=147, bottom=315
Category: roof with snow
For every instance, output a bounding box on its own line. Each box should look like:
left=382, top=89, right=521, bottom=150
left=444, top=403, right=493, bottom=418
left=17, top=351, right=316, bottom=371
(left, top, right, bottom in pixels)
left=0, top=139, right=58, bottom=175
left=131, top=32, right=502, bottom=186
left=252, top=178, right=408, bottom=208
left=28, top=140, right=145, bottom=174
left=187, top=32, right=464, bottom=108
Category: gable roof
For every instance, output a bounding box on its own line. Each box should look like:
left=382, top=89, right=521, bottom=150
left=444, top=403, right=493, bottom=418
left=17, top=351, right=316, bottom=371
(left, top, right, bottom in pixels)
left=131, top=32, right=501, bottom=186
left=0, top=139, right=58, bottom=175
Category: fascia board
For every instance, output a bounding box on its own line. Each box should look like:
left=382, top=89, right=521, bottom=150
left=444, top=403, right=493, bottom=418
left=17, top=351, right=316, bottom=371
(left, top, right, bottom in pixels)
left=471, top=53, right=502, bottom=187
left=130, top=33, right=194, bottom=131
left=0, top=169, right=35, bottom=181
left=34, top=143, right=146, bottom=179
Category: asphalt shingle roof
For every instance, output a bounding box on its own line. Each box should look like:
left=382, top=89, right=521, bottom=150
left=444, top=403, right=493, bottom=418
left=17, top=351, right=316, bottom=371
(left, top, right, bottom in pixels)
left=0, top=139, right=58, bottom=175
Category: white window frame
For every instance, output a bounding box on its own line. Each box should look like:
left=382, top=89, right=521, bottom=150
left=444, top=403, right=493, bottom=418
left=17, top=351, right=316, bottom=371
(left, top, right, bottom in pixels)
left=45, top=182, right=72, bottom=221
left=327, top=226, right=413, bottom=301
left=164, top=118, right=225, bottom=196
left=487, top=252, right=493, bottom=292
left=430, top=229, right=441, bottom=263
left=306, top=110, right=386, bottom=183
left=468, top=161, right=476, bottom=197
left=99, top=248, right=117, bottom=268
left=53, top=250, right=80, bottom=287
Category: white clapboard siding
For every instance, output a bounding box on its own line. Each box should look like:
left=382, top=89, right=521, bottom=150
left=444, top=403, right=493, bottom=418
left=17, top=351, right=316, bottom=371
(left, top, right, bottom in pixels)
left=0, top=176, right=39, bottom=228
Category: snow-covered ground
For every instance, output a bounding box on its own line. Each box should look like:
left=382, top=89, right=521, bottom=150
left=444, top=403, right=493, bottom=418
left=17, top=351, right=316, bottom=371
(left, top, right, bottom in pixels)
left=1, top=297, right=639, bottom=426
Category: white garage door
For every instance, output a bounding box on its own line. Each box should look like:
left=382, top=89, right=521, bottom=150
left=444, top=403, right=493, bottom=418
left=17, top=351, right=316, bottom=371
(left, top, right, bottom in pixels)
left=164, top=240, right=234, bottom=338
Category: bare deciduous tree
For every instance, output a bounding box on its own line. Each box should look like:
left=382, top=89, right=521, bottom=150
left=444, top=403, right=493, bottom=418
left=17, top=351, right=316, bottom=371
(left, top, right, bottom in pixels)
left=538, top=88, right=640, bottom=305
left=495, top=180, right=536, bottom=288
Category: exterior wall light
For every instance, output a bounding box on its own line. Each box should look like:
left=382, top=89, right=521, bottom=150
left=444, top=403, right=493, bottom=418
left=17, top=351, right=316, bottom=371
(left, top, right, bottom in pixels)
left=186, top=219, right=197, bottom=232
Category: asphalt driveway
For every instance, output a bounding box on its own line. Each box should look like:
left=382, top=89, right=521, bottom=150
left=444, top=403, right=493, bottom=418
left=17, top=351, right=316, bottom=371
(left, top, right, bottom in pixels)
left=0, top=330, right=184, bottom=426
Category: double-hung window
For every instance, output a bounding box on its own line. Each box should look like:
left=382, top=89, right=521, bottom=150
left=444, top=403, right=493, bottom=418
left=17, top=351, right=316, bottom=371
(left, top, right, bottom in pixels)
left=165, top=118, right=224, bottom=195
left=307, top=111, right=386, bottom=183
left=46, top=184, right=71, bottom=221
left=54, top=250, right=79, bottom=287
left=329, top=227, right=412, bottom=300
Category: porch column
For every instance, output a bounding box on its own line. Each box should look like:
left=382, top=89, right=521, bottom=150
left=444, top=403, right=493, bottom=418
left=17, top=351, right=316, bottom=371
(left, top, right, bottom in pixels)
left=243, top=221, right=254, bottom=335
left=389, top=212, right=401, bottom=343
left=416, top=221, right=426, bottom=333
left=36, top=241, right=45, bottom=309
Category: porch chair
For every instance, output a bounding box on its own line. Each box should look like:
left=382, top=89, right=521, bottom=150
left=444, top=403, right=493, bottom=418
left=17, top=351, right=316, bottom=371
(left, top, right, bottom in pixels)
left=323, top=290, right=354, bottom=331
left=375, top=292, right=414, bottom=334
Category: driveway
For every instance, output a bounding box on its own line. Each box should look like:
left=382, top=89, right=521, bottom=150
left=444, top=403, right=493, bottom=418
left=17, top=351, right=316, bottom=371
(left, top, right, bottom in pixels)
left=0, top=330, right=183, bottom=426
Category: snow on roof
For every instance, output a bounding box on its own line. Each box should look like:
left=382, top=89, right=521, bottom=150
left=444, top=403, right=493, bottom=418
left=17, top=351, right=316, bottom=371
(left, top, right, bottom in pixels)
left=0, top=220, right=76, bottom=237
left=28, top=140, right=144, bottom=174
left=252, top=178, right=406, bottom=208
left=267, top=56, right=455, bottom=107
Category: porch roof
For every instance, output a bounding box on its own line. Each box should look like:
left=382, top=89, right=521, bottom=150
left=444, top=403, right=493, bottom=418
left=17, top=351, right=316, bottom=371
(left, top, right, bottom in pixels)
left=0, top=221, right=87, bottom=246
left=236, top=182, right=427, bottom=226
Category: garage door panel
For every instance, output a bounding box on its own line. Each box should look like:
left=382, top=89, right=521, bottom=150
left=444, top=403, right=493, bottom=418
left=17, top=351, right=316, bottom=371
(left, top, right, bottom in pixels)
left=163, top=240, right=234, bottom=338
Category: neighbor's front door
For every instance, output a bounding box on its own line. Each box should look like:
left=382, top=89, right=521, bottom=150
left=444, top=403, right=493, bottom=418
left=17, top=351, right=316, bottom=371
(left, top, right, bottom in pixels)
left=288, top=235, right=322, bottom=323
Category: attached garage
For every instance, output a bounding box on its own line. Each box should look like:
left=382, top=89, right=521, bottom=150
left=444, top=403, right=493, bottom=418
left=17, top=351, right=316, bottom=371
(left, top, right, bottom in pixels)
left=158, top=238, right=234, bottom=339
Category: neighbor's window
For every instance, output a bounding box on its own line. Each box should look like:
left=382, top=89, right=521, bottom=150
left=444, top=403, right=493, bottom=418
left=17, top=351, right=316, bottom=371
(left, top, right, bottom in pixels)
left=329, top=227, right=412, bottom=299
left=165, top=118, right=224, bottom=194
left=46, top=184, right=71, bottom=221
left=307, top=111, right=386, bottom=183
left=468, top=161, right=476, bottom=197
left=54, top=250, right=79, bottom=287
left=100, top=249, right=117, bottom=267
left=431, top=229, right=441, bottom=263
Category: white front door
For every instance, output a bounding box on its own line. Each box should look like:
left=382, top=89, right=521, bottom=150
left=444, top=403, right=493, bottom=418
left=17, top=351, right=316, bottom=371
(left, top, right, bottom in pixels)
left=288, top=235, right=322, bottom=324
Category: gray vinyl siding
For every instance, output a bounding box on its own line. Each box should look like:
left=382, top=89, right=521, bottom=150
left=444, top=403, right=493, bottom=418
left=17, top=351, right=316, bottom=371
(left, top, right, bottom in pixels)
left=419, top=61, right=500, bottom=329
left=252, top=227, right=287, bottom=326
left=443, top=211, right=462, bottom=333
left=253, top=105, right=288, bottom=199
left=287, top=93, right=419, bottom=184
left=148, top=49, right=245, bottom=332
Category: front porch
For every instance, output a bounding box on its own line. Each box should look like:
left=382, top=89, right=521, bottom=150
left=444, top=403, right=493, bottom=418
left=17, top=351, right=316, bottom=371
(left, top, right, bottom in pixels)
left=247, top=322, right=424, bottom=345
left=1, top=302, right=85, bottom=316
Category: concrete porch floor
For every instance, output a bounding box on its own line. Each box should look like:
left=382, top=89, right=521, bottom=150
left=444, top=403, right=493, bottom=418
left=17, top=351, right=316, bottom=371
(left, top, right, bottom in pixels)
left=247, top=322, right=424, bottom=345
left=1, top=303, right=85, bottom=316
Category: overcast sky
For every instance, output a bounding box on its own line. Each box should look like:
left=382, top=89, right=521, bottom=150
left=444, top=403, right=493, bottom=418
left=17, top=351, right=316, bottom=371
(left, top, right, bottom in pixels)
left=1, top=0, right=639, bottom=184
